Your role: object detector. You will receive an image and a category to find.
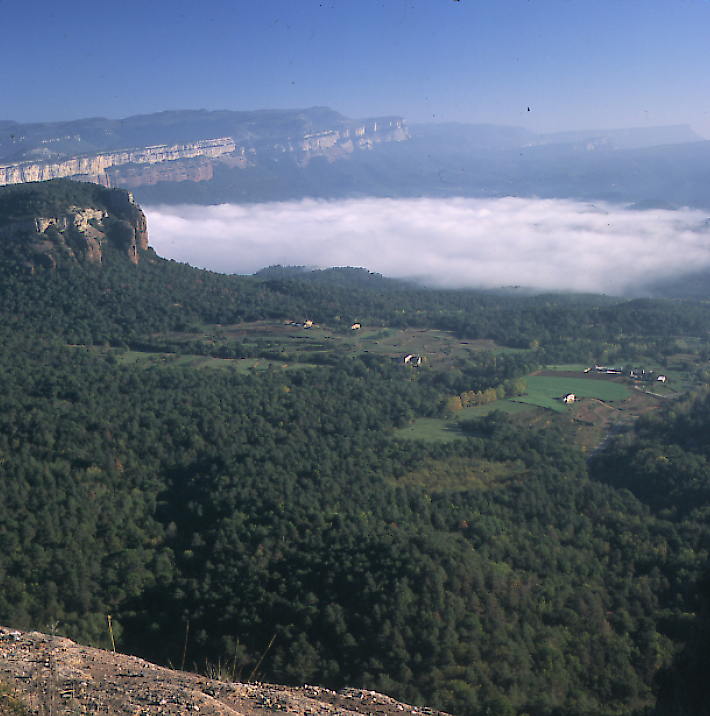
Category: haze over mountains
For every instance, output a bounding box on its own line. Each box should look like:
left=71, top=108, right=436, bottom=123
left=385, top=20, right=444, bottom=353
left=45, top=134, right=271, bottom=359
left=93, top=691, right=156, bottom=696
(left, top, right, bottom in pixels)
left=1, top=108, right=708, bottom=208
left=3, top=108, right=710, bottom=297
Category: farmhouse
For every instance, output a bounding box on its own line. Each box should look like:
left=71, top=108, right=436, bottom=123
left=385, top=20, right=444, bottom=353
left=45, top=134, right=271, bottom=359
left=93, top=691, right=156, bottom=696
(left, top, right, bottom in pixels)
left=657, top=375, right=667, bottom=383
left=395, top=354, right=423, bottom=367
left=562, top=393, right=575, bottom=404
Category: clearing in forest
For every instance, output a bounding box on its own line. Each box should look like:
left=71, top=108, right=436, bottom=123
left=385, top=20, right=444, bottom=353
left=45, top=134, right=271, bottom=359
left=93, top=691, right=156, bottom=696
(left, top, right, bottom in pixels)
left=102, top=322, right=525, bottom=372
left=393, top=456, right=524, bottom=492
left=510, top=375, right=630, bottom=412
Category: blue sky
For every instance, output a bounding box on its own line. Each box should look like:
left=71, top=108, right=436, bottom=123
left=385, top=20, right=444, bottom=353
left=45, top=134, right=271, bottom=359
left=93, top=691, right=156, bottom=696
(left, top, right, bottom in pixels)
left=2, top=0, right=710, bottom=136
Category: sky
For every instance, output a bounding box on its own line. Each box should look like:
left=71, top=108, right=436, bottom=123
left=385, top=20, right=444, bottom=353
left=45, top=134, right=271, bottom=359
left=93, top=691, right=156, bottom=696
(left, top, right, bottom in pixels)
left=2, top=0, right=710, bottom=136
left=4, top=1, right=710, bottom=292
left=145, top=198, right=710, bottom=295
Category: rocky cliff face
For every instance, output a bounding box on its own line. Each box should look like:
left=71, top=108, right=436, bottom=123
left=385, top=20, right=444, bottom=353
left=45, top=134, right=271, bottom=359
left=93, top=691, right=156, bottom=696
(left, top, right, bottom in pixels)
left=0, top=137, right=236, bottom=188
left=0, top=180, right=149, bottom=271
left=0, top=111, right=409, bottom=190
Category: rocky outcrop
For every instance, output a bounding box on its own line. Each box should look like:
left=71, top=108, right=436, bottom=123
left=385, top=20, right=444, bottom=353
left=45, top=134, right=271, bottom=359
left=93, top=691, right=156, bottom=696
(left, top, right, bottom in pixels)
left=296, top=118, right=408, bottom=165
left=0, top=626, right=448, bottom=716
left=0, top=113, right=409, bottom=189
left=108, top=189, right=149, bottom=261
left=0, top=138, right=236, bottom=188
left=0, top=181, right=150, bottom=269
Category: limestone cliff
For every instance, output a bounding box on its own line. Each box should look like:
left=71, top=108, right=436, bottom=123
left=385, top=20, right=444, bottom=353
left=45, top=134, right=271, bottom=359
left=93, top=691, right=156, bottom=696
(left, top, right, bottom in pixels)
left=0, top=137, right=236, bottom=188
left=0, top=110, right=409, bottom=190
left=0, top=179, right=149, bottom=271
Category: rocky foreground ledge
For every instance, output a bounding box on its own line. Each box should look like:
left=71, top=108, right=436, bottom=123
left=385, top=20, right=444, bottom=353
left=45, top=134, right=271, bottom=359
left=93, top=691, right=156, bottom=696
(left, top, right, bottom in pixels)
left=0, top=626, right=448, bottom=716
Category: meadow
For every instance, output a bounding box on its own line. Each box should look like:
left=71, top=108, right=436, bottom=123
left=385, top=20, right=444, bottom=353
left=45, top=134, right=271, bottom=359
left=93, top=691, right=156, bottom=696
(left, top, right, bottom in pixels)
left=511, top=374, right=630, bottom=412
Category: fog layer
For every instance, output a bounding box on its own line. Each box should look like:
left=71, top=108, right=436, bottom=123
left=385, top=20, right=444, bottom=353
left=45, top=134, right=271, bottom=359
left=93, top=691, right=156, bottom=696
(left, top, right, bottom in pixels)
left=144, top=197, right=710, bottom=295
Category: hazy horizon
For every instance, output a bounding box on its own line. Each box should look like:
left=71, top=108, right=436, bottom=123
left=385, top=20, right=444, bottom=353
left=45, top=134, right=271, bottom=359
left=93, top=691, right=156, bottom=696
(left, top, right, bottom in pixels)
left=3, top=1, right=710, bottom=137
left=5, top=1, right=710, bottom=297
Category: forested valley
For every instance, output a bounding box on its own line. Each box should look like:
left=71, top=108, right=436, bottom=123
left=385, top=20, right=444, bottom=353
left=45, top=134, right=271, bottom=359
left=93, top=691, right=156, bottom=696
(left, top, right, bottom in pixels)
left=2, top=182, right=710, bottom=715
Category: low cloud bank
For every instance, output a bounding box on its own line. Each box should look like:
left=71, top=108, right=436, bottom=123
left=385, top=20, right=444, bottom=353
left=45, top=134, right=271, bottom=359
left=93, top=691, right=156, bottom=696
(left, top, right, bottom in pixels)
left=144, top=197, right=710, bottom=295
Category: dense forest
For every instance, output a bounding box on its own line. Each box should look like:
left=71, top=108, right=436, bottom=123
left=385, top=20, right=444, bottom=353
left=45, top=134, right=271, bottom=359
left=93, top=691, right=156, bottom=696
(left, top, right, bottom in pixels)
left=2, top=180, right=710, bottom=715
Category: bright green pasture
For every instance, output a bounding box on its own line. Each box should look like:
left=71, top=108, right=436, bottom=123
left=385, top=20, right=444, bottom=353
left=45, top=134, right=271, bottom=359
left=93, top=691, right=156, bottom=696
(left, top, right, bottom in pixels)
left=511, top=376, right=629, bottom=412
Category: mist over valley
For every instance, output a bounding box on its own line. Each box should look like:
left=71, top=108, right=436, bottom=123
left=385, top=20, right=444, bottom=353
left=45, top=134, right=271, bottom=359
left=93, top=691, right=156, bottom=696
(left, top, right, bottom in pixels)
left=5, top=107, right=709, bottom=298
left=145, top=196, right=710, bottom=297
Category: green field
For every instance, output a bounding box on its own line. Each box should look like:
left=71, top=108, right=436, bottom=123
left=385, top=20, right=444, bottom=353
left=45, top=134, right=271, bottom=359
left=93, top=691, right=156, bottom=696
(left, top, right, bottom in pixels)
left=395, top=375, right=629, bottom=437
left=108, top=323, right=526, bottom=374
left=395, top=403, right=536, bottom=442
left=511, top=375, right=629, bottom=412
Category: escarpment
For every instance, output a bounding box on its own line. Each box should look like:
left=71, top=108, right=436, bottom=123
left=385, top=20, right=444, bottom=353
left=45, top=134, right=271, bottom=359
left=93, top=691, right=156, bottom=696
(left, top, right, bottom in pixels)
left=0, top=109, right=409, bottom=190
left=0, top=179, right=149, bottom=271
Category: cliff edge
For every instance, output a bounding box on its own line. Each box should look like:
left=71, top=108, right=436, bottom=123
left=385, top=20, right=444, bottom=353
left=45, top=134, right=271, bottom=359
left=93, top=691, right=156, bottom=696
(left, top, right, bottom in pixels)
left=0, top=626, right=448, bottom=716
left=0, top=179, right=149, bottom=271
left=0, top=109, right=409, bottom=191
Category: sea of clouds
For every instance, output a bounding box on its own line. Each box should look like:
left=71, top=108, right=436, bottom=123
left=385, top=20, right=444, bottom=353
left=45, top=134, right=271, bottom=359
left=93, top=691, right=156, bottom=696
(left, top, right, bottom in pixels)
left=144, top=197, right=710, bottom=296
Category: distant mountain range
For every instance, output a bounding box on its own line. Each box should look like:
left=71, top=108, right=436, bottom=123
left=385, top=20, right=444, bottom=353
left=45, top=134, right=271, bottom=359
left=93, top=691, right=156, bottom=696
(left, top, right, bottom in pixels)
left=0, top=108, right=407, bottom=195
left=2, top=108, right=709, bottom=209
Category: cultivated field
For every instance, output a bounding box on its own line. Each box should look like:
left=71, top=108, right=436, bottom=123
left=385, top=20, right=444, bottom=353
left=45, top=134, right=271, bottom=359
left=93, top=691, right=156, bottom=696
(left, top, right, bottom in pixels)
left=397, top=368, right=668, bottom=453
left=511, top=374, right=630, bottom=413
left=104, top=322, right=523, bottom=372
left=85, top=325, right=702, bottom=457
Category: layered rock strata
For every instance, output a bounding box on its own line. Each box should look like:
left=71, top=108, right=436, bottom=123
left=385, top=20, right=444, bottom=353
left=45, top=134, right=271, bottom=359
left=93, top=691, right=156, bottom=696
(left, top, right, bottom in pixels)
left=0, top=118, right=408, bottom=188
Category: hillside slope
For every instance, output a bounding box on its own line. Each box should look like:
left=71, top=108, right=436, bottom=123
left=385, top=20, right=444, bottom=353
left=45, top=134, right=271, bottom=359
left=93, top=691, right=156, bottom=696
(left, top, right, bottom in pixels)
left=4, top=180, right=710, bottom=716
left=0, top=625, right=445, bottom=716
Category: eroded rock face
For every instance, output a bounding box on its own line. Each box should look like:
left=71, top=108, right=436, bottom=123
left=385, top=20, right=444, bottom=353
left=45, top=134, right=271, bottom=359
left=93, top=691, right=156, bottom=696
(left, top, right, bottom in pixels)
left=108, top=189, right=150, bottom=261
left=0, top=181, right=150, bottom=270
left=0, top=138, right=237, bottom=187
left=0, top=115, right=409, bottom=188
